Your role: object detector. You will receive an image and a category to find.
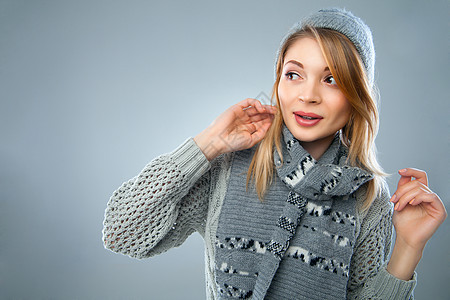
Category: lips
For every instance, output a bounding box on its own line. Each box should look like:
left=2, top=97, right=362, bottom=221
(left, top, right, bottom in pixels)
left=294, top=111, right=323, bottom=127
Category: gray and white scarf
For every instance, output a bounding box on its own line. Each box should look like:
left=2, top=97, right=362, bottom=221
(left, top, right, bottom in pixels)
left=214, top=126, right=373, bottom=299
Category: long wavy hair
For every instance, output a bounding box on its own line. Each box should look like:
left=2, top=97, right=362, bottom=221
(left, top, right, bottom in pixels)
left=247, top=26, right=386, bottom=211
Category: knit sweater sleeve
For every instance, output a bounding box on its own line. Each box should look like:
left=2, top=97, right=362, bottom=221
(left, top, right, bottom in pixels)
left=347, top=183, right=417, bottom=299
left=102, top=138, right=211, bottom=259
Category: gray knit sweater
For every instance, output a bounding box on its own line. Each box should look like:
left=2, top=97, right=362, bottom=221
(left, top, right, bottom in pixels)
left=103, top=138, right=417, bottom=299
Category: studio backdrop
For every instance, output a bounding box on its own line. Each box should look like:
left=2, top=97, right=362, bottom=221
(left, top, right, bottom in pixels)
left=1, top=0, right=448, bottom=299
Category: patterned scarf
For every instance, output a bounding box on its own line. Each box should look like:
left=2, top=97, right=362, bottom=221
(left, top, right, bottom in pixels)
left=214, top=126, right=373, bottom=299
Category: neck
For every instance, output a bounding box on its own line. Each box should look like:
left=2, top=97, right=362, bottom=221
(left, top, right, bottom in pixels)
left=300, top=135, right=336, bottom=160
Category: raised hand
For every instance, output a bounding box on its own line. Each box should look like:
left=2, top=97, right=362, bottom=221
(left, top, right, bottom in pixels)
left=194, top=98, right=277, bottom=161
left=387, top=168, right=447, bottom=280
left=390, top=168, right=447, bottom=248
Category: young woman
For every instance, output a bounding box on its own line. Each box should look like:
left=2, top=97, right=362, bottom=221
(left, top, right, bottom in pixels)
left=102, top=8, right=446, bottom=299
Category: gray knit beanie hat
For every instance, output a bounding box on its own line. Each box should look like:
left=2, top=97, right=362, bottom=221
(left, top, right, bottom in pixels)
left=276, top=7, right=375, bottom=86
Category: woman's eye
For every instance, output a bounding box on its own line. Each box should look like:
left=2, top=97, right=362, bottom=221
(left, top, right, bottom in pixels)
left=325, top=75, right=337, bottom=85
left=285, top=72, right=300, bottom=80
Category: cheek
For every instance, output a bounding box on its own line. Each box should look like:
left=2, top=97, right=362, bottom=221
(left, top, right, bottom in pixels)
left=335, top=99, right=352, bottom=124
left=277, top=81, right=293, bottom=108
left=342, top=99, right=352, bottom=117
left=277, top=78, right=293, bottom=101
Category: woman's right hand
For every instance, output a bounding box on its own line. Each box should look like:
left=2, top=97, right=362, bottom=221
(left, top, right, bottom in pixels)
left=194, top=98, right=277, bottom=161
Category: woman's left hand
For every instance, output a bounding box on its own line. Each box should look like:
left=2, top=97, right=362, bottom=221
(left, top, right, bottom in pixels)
left=390, top=168, right=447, bottom=250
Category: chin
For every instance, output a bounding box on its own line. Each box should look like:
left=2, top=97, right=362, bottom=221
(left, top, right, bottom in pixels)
left=289, top=130, right=316, bottom=143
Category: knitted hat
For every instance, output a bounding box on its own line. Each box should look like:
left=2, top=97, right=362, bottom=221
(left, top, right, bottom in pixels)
left=275, top=8, right=375, bottom=86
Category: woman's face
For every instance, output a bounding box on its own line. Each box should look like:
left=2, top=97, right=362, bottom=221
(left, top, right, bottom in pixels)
left=277, top=37, right=352, bottom=159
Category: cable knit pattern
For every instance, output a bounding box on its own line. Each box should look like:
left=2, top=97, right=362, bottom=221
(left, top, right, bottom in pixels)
left=103, top=138, right=416, bottom=299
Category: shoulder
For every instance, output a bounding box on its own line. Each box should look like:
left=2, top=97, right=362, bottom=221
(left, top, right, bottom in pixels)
left=233, top=145, right=258, bottom=162
left=210, top=151, right=234, bottom=172
left=207, top=152, right=235, bottom=195
left=355, top=180, right=393, bottom=234
left=368, top=180, right=392, bottom=217
left=357, top=179, right=392, bottom=213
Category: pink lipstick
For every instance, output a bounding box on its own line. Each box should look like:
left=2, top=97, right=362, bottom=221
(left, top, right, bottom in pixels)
left=294, top=111, right=323, bottom=127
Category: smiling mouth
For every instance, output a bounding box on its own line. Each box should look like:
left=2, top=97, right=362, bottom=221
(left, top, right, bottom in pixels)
left=294, top=111, right=323, bottom=119
left=299, top=115, right=317, bottom=120
left=294, top=111, right=323, bottom=127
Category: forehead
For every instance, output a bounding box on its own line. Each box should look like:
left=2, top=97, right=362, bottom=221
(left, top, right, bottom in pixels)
left=284, top=37, right=322, bottom=60
left=283, top=37, right=328, bottom=69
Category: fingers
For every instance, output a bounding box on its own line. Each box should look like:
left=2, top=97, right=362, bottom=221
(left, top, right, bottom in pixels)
left=237, top=98, right=265, bottom=112
left=396, top=174, right=412, bottom=189
left=231, top=99, right=276, bottom=131
left=392, top=167, right=428, bottom=207
left=397, top=168, right=428, bottom=186
left=237, top=98, right=277, bottom=116
left=248, top=117, right=274, bottom=144
left=407, top=192, right=443, bottom=212
left=246, top=112, right=276, bottom=124
left=207, top=98, right=276, bottom=154
left=391, top=182, right=432, bottom=211
left=390, top=168, right=446, bottom=222
left=394, top=189, right=447, bottom=224
left=241, top=112, right=274, bottom=136
left=391, top=176, right=431, bottom=207
left=391, top=167, right=430, bottom=210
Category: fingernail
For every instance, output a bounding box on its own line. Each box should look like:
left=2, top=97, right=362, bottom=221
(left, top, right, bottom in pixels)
left=390, top=194, right=397, bottom=203
left=409, top=199, right=415, bottom=205
left=399, top=169, right=407, bottom=173
left=394, top=202, right=400, bottom=211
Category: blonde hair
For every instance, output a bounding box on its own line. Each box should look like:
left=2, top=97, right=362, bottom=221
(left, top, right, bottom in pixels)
left=247, top=26, right=386, bottom=211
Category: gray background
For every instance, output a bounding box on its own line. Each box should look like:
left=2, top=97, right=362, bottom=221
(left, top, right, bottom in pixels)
left=1, top=0, right=448, bottom=299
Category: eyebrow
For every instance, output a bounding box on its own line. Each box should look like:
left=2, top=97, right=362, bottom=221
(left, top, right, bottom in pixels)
left=284, top=60, right=330, bottom=72
left=284, top=60, right=303, bottom=68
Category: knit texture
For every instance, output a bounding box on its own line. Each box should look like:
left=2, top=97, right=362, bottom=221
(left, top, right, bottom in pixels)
left=102, top=138, right=416, bottom=299
left=215, top=129, right=372, bottom=299
left=102, top=139, right=211, bottom=258
left=275, top=7, right=375, bottom=86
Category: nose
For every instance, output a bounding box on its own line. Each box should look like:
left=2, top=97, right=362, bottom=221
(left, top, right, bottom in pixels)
left=298, top=80, right=321, bottom=104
